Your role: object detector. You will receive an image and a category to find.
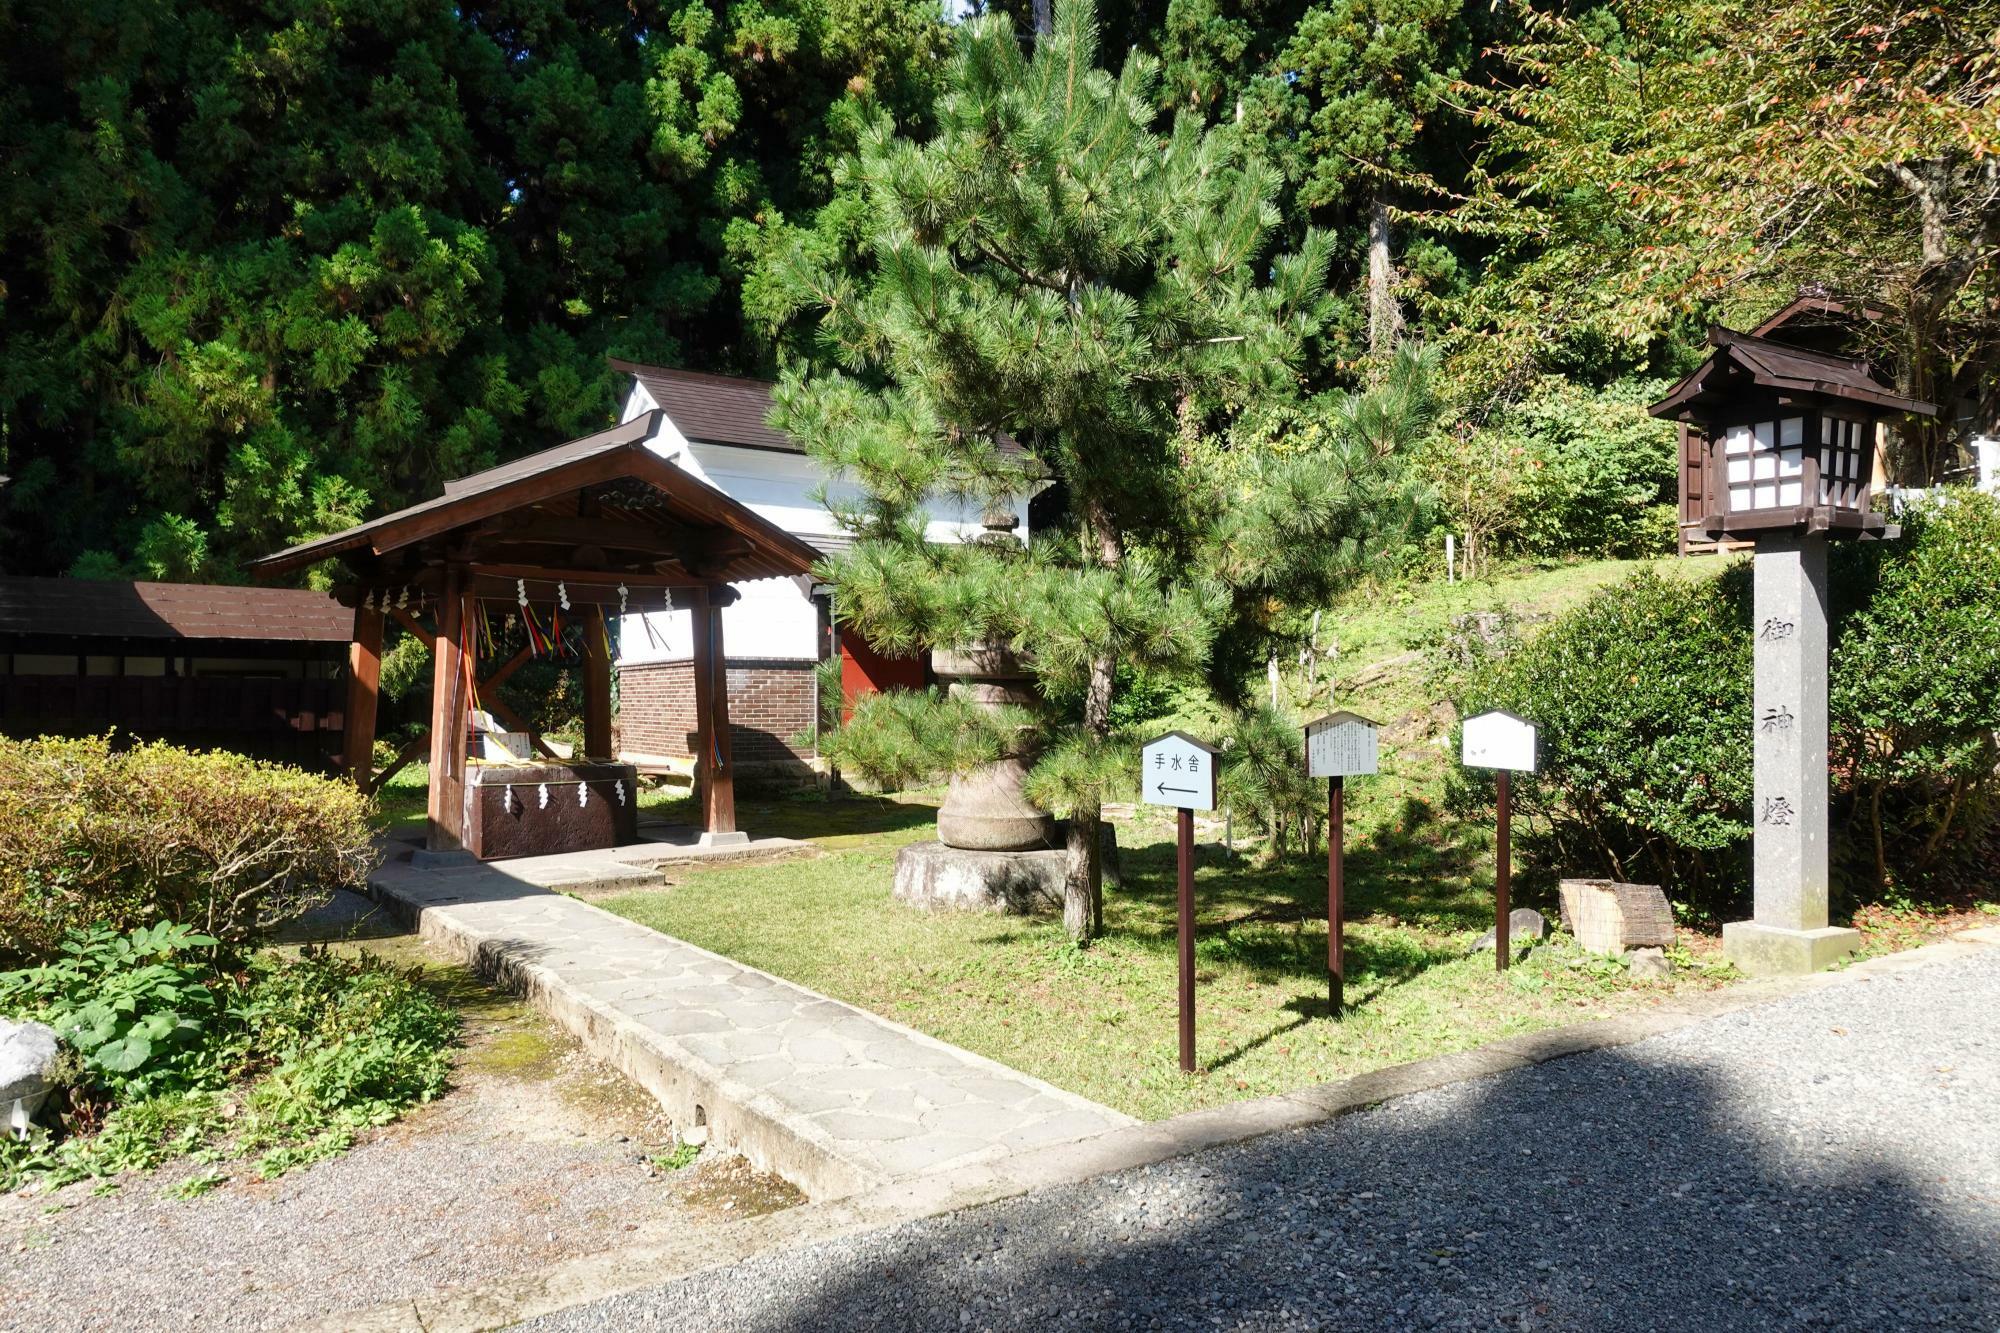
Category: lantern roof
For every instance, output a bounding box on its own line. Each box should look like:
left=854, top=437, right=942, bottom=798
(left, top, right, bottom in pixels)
left=1649, top=327, right=1936, bottom=422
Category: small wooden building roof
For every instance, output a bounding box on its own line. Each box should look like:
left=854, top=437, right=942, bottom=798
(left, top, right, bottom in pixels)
left=250, top=412, right=824, bottom=594
left=612, top=357, right=1039, bottom=468
left=0, top=577, right=352, bottom=643
left=612, top=360, right=801, bottom=455
left=1651, top=327, right=1936, bottom=421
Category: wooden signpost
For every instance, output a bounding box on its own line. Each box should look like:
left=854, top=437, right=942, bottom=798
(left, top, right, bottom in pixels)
left=1304, top=711, right=1379, bottom=1017
left=1142, top=730, right=1218, bottom=1073
left=1461, top=709, right=1538, bottom=971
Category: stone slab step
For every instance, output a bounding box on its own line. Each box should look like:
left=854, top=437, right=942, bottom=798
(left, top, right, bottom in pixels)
left=367, top=858, right=1133, bottom=1199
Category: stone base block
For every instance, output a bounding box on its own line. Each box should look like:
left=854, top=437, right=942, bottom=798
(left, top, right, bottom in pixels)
left=698, top=829, right=752, bottom=848
left=1723, top=921, right=1861, bottom=976
left=893, top=841, right=1066, bottom=914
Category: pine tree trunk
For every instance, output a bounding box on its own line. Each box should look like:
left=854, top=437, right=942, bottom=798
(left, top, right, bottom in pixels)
left=1063, top=501, right=1122, bottom=942
left=1366, top=194, right=1401, bottom=358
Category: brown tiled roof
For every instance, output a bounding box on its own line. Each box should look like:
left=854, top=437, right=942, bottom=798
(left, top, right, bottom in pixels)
left=611, top=360, right=798, bottom=454
left=0, top=577, right=350, bottom=642
left=1651, top=327, right=1937, bottom=420
left=610, top=358, right=1034, bottom=463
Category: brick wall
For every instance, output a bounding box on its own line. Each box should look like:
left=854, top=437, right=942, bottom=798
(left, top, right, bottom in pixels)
left=616, top=660, right=697, bottom=758
left=616, top=658, right=817, bottom=765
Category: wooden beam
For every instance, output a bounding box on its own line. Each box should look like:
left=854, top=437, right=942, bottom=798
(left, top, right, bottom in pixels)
left=467, top=562, right=710, bottom=589
left=478, top=513, right=694, bottom=552
left=479, top=644, right=534, bottom=695
left=366, top=731, right=430, bottom=796
left=583, top=605, right=613, bottom=761
left=425, top=570, right=471, bottom=851
left=390, top=606, right=436, bottom=650
left=344, top=605, right=385, bottom=789
left=689, top=585, right=736, bottom=835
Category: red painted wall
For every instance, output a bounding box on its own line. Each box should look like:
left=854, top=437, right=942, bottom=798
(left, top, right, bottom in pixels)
left=839, top=633, right=925, bottom=720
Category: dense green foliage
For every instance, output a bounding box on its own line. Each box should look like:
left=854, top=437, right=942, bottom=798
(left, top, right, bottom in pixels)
left=0, top=928, right=457, bottom=1189
left=6, top=922, right=227, bottom=1098
left=0, top=0, right=949, bottom=579
left=1450, top=0, right=2000, bottom=474
left=1827, top=493, right=2000, bottom=893
left=0, top=736, right=374, bottom=964
left=1421, top=376, right=1678, bottom=568
left=1458, top=492, right=2000, bottom=918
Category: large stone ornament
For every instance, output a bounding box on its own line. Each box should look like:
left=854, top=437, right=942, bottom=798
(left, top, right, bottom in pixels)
left=1, top=1018, right=60, bottom=1141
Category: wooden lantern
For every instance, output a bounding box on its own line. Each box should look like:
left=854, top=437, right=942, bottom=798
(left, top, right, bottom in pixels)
left=1652, top=327, right=1935, bottom=545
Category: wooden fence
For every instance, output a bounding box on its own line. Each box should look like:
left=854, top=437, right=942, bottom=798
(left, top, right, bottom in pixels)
left=0, top=675, right=344, bottom=770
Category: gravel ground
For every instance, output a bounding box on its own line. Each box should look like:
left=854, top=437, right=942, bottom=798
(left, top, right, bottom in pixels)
left=0, top=896, right=799, bottom=1333
left=528, top=946, right=2000, bottom=1332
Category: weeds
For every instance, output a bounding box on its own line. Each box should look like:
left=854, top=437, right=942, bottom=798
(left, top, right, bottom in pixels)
left=0, top=930, right=457, bottom=1194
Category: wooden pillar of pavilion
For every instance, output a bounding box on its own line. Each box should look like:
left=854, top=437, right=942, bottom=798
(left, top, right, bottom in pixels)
left=688, top=585, right=737, bottom=837
left=583, top=604, right=613, bottom=761
left=425, top=567, right=474, bottom=851
left=344, top=603, right=385, bottom=789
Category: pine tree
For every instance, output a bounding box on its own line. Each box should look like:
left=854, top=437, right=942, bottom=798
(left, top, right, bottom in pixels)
left=764, top=0, right=1415, bottom=939
left=0, top=0, right=948, bottom=579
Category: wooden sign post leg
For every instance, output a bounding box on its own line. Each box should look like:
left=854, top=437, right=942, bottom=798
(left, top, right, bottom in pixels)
left=1496, top=769, right=1512, bottom=972
left=1327, top=774, right=1345, bottom=1018
left=1178, top=805, right=1196, bottom=1073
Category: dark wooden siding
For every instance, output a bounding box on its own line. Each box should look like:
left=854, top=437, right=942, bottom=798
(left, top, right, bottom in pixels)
left=0, top=675, right=343, bottom=770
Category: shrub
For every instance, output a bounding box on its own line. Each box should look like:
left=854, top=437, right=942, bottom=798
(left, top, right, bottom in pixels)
left=1457, top=490, right=2000, bottom=918
left=1456, top=569, right=1753, bottom=914
left=0, top=922, right=228, bottom=1099
left=1506, top=377, right=1679, bottom=559
left=1423, top=376, right=1678, bottom=567
left=0, top=928, right=457, bottom=1189
left=0, top=736, right=374, bottom=965
left=1828, top=492, right=2000, bottom=893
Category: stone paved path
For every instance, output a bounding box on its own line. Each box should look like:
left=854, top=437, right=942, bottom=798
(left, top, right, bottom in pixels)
left=522, top=940, right=2000, bottom=1332
left=370, top=857, right=1133, bottom=1199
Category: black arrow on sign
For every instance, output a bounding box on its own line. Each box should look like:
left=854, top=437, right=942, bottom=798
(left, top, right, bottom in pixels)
left=1156, top=783, right=1200, bottom=797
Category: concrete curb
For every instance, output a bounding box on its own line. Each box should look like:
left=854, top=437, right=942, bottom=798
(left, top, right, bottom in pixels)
left=299, top=928, right=1999, bottom=1333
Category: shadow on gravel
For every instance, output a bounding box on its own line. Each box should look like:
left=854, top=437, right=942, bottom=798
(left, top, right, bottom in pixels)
left=729, top=1045, right=1999, bottom=1331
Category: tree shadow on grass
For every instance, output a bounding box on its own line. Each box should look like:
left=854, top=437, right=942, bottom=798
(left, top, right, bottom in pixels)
left=734, top=794, right=941, bottom=845
left=1103, top=797, right=1488, bottom=994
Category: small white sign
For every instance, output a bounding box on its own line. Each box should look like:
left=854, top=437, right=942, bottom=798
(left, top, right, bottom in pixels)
left=1305, top=711, right=1380, bottom=779
left=1141, top=731, right=1218, bottom=812
left=1461, top=710, right=1538, bottom=772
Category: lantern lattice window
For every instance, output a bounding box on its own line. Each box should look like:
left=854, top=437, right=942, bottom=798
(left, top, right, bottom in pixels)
left=1818, top=416, right=1869, bottom=510
left=1723, top=417, right=1806, bottom=514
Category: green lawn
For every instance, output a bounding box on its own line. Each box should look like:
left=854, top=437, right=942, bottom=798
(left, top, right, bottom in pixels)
left=599, top=793, right=1731, bottom=1121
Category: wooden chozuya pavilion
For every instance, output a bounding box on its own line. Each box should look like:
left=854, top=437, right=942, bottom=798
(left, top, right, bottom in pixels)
left=251, top=411, right=822, bottom=855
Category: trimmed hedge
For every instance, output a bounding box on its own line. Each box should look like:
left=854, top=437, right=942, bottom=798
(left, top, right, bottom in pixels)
left=1457, top=490, right=2000, bottom=919
left=0, top=736, right=374, bottom=965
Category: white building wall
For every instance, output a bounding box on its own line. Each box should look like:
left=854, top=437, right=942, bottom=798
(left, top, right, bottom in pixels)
left=614, top=381, right=1033, bottom=666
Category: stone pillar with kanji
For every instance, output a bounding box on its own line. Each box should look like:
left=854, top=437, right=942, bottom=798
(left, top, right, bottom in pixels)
left=1724, top=533, right=1857, bottom=973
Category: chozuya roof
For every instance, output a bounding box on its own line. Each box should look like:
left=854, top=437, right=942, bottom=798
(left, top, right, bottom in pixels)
left=249, top=410, right=824, bottom=585
left=0, top=577, right=351, bottom=643
left=1650, top=327, right=1938, bottom=421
